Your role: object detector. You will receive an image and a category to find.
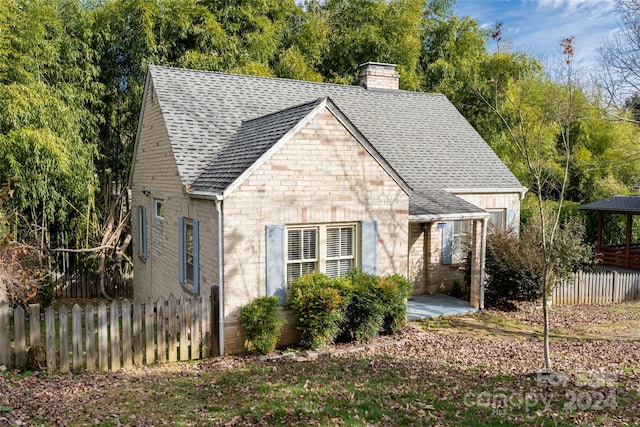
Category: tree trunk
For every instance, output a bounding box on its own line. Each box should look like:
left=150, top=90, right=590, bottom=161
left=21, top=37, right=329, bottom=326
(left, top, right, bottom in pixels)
left=542, top=267, right=552, bottom=372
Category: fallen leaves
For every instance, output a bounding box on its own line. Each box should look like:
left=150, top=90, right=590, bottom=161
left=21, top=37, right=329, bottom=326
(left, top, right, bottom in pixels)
left=0, top=302, right=639, bottom=426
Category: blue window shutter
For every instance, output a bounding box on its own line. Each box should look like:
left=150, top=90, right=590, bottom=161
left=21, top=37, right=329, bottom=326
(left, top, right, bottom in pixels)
left=507, top=207, right=518, bottom=231
left=361, top=221, right=377, bottom=274
left=135, top=207, right=141, bottom=256
left=142, top=207, right=148, bottom=259
left=193, top=219, right=200, bottom=295
left=441, top=221, right=453, bottom=265
left=178, top=216, right=185, bottom=284
left=265, top=224, right=285, bottom=304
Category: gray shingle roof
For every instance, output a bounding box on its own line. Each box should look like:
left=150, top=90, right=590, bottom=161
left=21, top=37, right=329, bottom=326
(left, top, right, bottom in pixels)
left=146, top=65, right=524, bottom=214
left=191, top=98, right=324, bottom=193
left=579, top=195, right=640, bottom=214
left=410, top=190, right=487, bottom=217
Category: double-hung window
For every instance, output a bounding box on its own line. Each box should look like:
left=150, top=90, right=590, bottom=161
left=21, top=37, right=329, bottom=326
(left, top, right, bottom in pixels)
left=266, top=221, right=376, bottom=303
left=325, top=226, right=355, bottom=277
left=488, top=209, right=506, bottom=232
left=286, top=227, right=318, bottom=284
left=285, top=223, right=357, bottom=285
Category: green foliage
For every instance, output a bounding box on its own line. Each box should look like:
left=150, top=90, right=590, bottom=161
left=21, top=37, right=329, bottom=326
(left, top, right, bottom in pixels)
left=342, top=270, right=386, bottom=342
left=288, top=272, right=348, bottom=349
left=239, top=296, right=285, bottom=355
left=379, top=274, right=413, bottom=335
left=288, top=271, right=413, bottom=347
left=485, top=215, right=594, bottom=304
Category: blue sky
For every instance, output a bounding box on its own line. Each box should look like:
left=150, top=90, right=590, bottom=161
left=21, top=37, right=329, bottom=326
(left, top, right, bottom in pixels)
left=453, top=0, right=619, bottom=70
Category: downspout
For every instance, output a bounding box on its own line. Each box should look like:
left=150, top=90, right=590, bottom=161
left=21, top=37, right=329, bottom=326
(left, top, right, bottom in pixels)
left=479, top=217, right=488, bottom=311
left=215, top=197, right=225, bottom=356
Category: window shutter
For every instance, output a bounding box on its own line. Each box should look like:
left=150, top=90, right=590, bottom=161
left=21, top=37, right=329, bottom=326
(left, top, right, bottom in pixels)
left=135, top=206, right=141, bottom=256
left=441, top=221, right=453, bottom=265
left=507, top=207, right=518, bottom=231
left=193, top=219, right=200, bottom=295
left=142, top=207, right=148, bottom=259
left=266, top=224, right=286, bottom=304
left=178, top=216, right=185, bottom=284
left=361, top=221, right=377, bottom=274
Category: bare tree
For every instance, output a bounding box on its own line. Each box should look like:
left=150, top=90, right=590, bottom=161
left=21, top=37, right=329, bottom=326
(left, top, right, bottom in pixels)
left=599, top=0, right=640, bottom=107
left=478, top=37, right=578, bottom=372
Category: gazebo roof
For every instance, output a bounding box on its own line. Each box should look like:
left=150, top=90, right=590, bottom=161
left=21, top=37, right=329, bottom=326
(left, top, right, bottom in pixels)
left=579, top=195, right=640, bottom=214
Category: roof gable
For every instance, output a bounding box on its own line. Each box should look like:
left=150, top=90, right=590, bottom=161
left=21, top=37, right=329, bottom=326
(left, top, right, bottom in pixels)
left=189, top=97, right=410, bottom=198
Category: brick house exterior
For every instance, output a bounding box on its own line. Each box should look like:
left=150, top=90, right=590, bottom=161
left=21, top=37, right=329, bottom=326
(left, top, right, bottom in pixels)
left=129, top=63, right=526, bottom=354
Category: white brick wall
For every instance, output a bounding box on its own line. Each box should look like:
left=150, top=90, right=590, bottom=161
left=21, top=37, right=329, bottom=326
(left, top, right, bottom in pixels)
left=222, top=107, right=410, bottom=352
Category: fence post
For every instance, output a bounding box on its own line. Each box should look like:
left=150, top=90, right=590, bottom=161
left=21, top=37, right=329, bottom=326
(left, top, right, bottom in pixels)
left=14, top=306, right=25, bottom=368
left=29, top=304, right=40, bottom=351
left=45, top=307, right=56, bottom=372
left=0, top=302, right=9, bottom=367
left=59, top=305, right=69, bottom=373
left=612, top=271, right=618, bottom=303
left=211, top=285, right=220, bottom=356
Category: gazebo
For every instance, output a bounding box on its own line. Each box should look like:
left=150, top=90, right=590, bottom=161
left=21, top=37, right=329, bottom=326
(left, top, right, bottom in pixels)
left=579, top=195, right=640, bottom=270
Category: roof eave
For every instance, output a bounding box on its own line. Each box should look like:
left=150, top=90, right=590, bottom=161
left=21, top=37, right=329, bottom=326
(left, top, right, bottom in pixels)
left=409, top=212, right=491, bottom=222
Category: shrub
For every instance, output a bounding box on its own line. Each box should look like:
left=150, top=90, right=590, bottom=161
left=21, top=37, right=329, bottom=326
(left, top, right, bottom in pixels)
left=288, top=272, right=348, bottom=349
left=342, top=270, right=386, bottom=342
left=379, top=274, right=414, bottom=335
left=239, top=296, right=285, bottom=354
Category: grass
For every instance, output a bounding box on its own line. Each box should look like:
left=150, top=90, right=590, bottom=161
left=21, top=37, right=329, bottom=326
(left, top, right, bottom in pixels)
left=2, top=301, right=639, bottom=425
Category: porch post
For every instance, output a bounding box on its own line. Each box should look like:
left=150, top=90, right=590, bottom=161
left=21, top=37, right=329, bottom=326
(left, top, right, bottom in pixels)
left=597, top=212, right=602, bottom=256
left=626, top=213, right=632, bottom=270
left=469, top=219, right=485, bottom=309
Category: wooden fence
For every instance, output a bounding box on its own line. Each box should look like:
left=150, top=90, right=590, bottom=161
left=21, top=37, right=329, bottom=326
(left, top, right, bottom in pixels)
left=553, top=270, right=640, bottom=305
left=0, top=295, right=212, bottom=372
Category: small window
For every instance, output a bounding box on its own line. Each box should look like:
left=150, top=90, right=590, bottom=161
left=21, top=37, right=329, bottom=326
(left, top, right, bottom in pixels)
left=179, top=217, right=200, bottom=294
left=154, top=199, right=164, bottom=220
left=488, top=209, right=506, bottom=232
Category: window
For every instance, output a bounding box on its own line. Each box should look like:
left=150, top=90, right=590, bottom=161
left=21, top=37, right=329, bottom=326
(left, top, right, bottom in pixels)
left=488, top=209, right=506, bottom=232
left=178, top=217, right=200, bottom=294
left=452, top=220, right=471, bottom=264
left=325, top=226, right=355, bottom=277
left=154, top=199, right=164, bottom=220
left=286, top=227, right=317, bottom=284
left=266, top=221, right=376, bottom=303
left=285, top=223, right=357, bottom=285
left=136, top=205, right=148, bottom=259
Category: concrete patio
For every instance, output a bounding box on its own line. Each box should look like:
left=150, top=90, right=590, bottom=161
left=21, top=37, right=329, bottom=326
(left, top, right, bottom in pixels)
left=406, top=293, right=478, bottom=321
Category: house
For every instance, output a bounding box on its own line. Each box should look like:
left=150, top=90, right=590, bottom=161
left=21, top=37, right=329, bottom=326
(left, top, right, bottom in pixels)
left=129, top=63, right=526, bottom=354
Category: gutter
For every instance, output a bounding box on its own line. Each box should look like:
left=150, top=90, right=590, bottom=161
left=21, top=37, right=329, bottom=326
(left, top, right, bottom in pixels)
left=409, top=212, right=491, bottom=222
left=215, top=196, right=225, bottom=356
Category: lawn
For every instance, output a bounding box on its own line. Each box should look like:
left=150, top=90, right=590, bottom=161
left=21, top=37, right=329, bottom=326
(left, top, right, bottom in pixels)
left=1, top=301, right=639, bottom=426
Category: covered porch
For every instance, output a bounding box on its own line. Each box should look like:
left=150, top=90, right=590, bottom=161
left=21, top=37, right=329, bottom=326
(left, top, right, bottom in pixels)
left=408, top=190, right=490, bottom=310
left=579, top=195, right=640, bottom=270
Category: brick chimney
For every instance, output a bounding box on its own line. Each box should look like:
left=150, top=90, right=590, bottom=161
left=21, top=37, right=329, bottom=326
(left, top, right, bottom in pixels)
left=358, top=62, right=399, bottom=91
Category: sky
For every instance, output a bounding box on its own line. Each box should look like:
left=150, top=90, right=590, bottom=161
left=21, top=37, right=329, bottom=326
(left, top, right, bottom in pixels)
left=453, top=0, right=620, bottom=71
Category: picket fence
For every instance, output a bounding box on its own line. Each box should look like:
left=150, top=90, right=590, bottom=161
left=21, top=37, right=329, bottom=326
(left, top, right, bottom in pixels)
left=0, top=295, right=213, bottom=373
left=553, top=270, right=640, bottom=305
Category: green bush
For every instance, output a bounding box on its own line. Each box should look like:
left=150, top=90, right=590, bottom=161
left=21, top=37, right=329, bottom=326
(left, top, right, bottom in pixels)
left=342, top=270, right=385, bottom=342
left=239, top=296, right=285, bottom=355
left=288, top=272, right=348, bottom=349
left=379, top=274, right=414, bottom=335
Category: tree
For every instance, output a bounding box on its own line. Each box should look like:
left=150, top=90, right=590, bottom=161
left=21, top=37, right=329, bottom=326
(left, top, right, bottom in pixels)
left=481, top=37, right=581, bottom=372
left=598, top=0, right=640, bottom=108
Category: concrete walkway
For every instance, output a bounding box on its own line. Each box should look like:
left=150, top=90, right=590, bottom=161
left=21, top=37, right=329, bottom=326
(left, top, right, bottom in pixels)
left=406, top=293, right=478, bottom=321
